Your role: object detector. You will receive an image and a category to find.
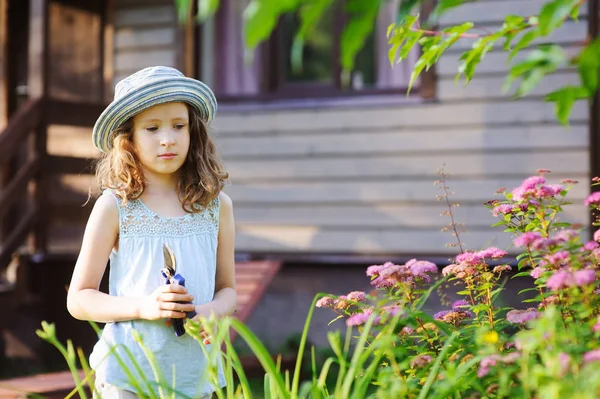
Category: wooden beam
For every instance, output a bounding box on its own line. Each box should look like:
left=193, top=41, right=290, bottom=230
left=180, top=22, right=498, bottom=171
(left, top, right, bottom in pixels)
left=419, top=0, right=437, bottom=100
left=0, top=206, right=38, bottom=268
left=45, top=99, right=106, bottom=126
left=28, top=0, right=49, bottom=99
left=234, top=261, right=281, bottom=323
left=0, top=155, right=40, bottom=221
left=103, top=0, right=115, bottom=102
left=0, top=0, right=7, bottom=130
left=0, top=99, right=41, bottom=161
left=46, top=155, right=95, bottom=175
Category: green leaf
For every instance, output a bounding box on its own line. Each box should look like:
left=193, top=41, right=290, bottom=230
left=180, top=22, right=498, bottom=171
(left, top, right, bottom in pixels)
left=578, top=38, right=600, bottom=95
left=400, top=30, right=424, bottom=61
left=243, top=0, right=299, bottom=49
left=340, top=0, right=381, bottom=73
left=545, top=85, right=589, bottom=125
left=196, top=0, right=220, bottom=21
left=538, top=0, right=579, bottom=35
left=398, top=0, right=421, bottom=23
left=504, top=45, right=566, bottom=96
left=230, top=318, right=290, bottom=398
left=430, top=0, right=466, bottom=21
left=175, top=0, right=193, bottom=22
left=509, top=30, right=540, bottom=61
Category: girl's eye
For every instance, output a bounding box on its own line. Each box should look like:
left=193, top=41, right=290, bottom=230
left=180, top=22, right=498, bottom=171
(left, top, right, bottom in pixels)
left=174, top=123, right=186, bottom=130
left=146, top=126, right=158, bottom=132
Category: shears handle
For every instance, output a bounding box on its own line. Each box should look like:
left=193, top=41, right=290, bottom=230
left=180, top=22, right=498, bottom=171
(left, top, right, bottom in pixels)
left=161, top=272, right=197, bottom=337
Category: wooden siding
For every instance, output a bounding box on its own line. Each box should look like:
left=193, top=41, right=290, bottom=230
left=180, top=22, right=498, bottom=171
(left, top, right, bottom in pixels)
left=107, top=0, right=591, bottom=257
left=213, top=0, right=591, bottom=256
left=112, top=0, right=179, bottom=90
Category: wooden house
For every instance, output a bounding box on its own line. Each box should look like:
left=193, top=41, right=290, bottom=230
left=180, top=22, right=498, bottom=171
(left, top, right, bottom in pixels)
left=0, top=0, right=598, bottom=395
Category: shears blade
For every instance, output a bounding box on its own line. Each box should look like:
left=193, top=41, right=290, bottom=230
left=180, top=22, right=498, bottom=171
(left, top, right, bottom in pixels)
left=162, top=243, right=176, bottom=277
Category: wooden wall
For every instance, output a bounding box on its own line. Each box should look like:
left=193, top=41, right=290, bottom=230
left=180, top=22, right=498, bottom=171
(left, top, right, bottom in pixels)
left=112, top=0, right=180, bottom=89
left=96, top=0, right=591, bottom=258
left=213, top=0, right=591, bottom=257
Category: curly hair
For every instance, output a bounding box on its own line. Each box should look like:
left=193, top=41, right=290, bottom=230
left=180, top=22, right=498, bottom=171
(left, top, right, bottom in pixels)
left=94, top=104, right=229, bottom=212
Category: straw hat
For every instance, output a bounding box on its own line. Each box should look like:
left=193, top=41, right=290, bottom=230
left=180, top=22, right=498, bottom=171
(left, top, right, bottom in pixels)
left=92, top=66, right=217, bottom=152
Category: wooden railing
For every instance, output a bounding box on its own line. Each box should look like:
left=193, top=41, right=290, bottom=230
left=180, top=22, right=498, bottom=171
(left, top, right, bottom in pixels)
left=0, top=97, right=105, bottom=271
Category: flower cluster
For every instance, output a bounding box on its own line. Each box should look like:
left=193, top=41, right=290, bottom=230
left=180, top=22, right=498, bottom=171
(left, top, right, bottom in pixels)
left=313, top=170, right=600, bottom=397
left=367, top=259, right=437, bottom=288
left=442, top=247, right=508, bottom=279
left=510, top=175, right=563, bottom=201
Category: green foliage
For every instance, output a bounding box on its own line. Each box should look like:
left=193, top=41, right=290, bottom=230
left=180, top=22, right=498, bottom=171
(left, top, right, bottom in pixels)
left=175, top=0, right=599, bottom=126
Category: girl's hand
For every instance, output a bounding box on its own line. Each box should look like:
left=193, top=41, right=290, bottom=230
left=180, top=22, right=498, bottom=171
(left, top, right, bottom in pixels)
left=137, top=284, right=195, bottom=321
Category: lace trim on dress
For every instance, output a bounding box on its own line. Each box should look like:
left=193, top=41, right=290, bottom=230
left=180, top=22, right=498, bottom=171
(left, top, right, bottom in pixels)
left=104, top=190, right=220, bottom=238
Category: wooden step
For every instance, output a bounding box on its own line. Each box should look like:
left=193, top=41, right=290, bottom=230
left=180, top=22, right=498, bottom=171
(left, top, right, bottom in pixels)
left=0, top=370, right=89, bottom=398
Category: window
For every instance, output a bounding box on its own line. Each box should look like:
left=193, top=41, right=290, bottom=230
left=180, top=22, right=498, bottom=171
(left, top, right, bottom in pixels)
left=206, top=0, right=421, bottom=101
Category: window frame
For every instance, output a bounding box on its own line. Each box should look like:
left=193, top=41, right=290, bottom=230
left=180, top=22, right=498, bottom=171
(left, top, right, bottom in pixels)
left=204, top=0, right=436, bottom=104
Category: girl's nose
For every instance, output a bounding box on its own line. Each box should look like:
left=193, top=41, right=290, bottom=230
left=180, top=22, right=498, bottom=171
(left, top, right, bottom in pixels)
left=160, top=131, right=176, bottom=146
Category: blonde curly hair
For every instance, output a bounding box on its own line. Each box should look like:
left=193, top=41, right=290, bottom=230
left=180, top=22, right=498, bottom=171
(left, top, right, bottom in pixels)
left=94, top=104, right=228, bottom=212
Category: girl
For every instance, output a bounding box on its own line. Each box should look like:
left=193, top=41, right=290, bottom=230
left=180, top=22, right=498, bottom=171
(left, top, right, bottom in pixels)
left=66, top=66, right=236, bottom=399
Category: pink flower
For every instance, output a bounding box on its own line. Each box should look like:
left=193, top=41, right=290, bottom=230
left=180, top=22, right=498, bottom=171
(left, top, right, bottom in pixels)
left=493, top=204, right=514, bottom=216
left=346, top=309, right=373, bottom=326
left=531, top=238, right=560, bottom=251
left=456, top=251, right=483, bottom=265
left=434, top=310, right=450, bottom=320
left=346, top=291, right=366, bottom=302
left=555, top=229, right=579, bottom=242
left=583, top=349, right=600, bottom=363
left=506, top=308, right=538, bottom=324
left=584, top=241, right=600, bottom=251
left=316, top=297, right=334, bottom=308
left=530, top=267, right=546, bottom=279
left=521, top=176, right=546, bottom=190
left=410, top=355, right=433, bottom=368
left=512, top=176, right=546, bottom=201
left=477, top=247, right=508, bottom=259
left=572, top=269, right=596, bottom=286
left=514, top=232, right=543, bottom=248
left=493, top=265, right=512, bottom=274
left=545, top=251, right=570, bottom=266
left=536, top=169, right=551, bottom=174
left=366, top=262, right=390, bottom=277
left=442, top=264, right=458, bottom=276
left=559, top=353, right=570, bottom=376
left=368, top=262, right=414, bottom=288
left=561, top=179, right=578, bottom=184
left=594, top=229, right=600, bottom=242
left=452, top=299, right=469, bottom=309
left=539, top=295, right=560, bottom=308
left=381, top=305, right=404, bottom=318
left=401, top=326, right=414, bottom=335
left=593, top=317, right=600, bottom=333
left=585, top=192, right=600, bottom=206
left=537, top=184, right=563, bottom=198
left=546, top=270, right=573, bottom=290
left=370, top=276, right=394, bottom=288
left=407, top=259, right=438, bottom=276
left=477, top=355, right=501, bottom=377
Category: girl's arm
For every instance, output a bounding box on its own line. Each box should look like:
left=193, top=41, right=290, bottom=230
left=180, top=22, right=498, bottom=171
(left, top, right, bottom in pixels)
left=67, top=193, right=194, bottom=322
left=195, top=192, right=237, bottom=319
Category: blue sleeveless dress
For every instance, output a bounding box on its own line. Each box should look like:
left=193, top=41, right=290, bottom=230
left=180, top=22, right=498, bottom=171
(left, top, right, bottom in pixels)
left=89, top=190, right=226, bottom=398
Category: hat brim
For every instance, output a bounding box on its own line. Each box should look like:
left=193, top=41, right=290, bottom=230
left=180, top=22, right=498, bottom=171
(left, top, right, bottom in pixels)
left=92, top=77, right=217, bottom=152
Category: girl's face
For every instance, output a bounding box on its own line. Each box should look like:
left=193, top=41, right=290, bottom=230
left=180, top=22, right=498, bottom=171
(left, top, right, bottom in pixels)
left=132, top=102, right=190, bottom=177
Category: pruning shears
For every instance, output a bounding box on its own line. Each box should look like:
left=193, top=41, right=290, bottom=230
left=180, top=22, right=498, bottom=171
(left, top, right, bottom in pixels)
left=161, top=243, right=196, bottom=337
